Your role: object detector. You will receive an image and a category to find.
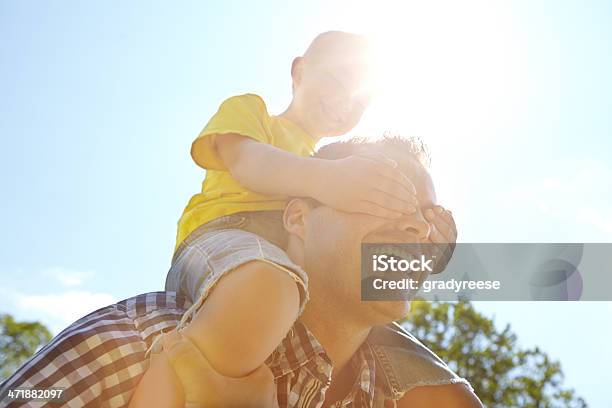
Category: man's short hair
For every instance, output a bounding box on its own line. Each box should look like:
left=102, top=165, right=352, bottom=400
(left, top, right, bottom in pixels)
left=314, top=132, right=431, bottom=167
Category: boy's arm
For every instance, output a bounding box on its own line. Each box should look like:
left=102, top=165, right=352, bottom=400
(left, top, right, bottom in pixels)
left=210, top=133, right=319, bottom=196
left=207, top=133, right=419, bottom=219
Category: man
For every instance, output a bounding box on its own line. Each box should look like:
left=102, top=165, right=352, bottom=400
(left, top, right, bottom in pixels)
left=0, top=135, right=483, bottom=407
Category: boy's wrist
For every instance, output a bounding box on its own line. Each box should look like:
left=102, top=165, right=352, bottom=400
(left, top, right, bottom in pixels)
left=296, top=157, right=328, bottom=200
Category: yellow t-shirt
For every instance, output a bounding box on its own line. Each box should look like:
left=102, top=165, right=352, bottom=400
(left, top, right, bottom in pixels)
left=174, top=93, right=317, bottom=254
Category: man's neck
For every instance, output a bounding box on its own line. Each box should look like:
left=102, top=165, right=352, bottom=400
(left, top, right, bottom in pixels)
left=297, top=304, right=371, bottom=380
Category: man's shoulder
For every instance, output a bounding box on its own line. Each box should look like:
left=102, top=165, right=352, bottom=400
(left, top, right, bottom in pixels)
left=116, top=291, right=191, bottom=319
left=368, top=321, right=421, bottom=347
left=397, top=383, right=484, bottom=408
left=367, top=321, right=439, bottom=359
left=0, top=291, right=189, bottom=405
left=367, top=322, right=473, bottom=399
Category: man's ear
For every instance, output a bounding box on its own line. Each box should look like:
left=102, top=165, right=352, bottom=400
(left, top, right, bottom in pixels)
left=283, top=198, right=311, bottom=241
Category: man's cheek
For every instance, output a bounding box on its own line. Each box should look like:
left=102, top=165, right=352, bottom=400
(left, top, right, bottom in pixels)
left=348, top=213, right=383, bottom=233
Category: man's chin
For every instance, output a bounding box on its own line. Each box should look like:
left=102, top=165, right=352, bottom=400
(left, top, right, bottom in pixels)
left=366, top=300, right=412, bottom=324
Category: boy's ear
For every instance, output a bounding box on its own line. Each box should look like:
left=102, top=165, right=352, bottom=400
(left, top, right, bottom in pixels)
left=291, top=57, right=304, bottom=91
left=283, top=198, right=311, bottom=241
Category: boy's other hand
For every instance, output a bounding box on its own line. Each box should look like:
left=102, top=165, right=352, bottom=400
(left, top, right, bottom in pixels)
left=311, top=153, right=419, bottom=219
left=423, top=205, right=457, bottom=274
left=162, top=330, right=279, bottom=408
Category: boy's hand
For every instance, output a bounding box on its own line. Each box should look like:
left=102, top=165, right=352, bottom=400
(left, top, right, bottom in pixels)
left=162, top=330, right=279, bottom=408
left=311, top=153, right=419, bottom=219
left=423, top=205, right=457, bottom=274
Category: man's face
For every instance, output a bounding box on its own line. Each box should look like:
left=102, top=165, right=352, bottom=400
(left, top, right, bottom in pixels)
left=301, top=148, right=438, bottom=325
left=293, top=53, right=373, bottom=137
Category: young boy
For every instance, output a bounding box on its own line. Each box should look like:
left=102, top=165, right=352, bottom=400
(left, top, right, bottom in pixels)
left=129, top=31, right=418, bottom=407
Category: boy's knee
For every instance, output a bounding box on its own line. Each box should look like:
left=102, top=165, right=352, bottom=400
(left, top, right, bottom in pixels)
left=182, top=260, right=301, bottom=377
left=221, top=260, right=300, bottom=302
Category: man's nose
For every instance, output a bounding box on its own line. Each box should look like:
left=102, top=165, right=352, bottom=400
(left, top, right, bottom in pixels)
left=394, top=212, right=431, bottom=241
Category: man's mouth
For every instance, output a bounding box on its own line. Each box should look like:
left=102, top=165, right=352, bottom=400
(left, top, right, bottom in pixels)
left=368, top=244, right=423, bottom=265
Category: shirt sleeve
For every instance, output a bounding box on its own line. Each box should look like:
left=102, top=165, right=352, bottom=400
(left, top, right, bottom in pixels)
left=191, top=93, right=269, bottom=170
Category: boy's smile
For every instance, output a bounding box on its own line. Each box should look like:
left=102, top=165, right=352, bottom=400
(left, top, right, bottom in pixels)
left=320, top=99, right=344, bottom=125
left=280, top=31, right=375, bottom=139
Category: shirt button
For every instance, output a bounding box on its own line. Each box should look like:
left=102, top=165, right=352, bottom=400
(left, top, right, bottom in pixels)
left=316, top=360, right=331, bottom=376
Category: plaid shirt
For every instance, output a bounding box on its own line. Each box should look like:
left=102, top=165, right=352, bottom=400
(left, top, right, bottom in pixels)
left=0, top=292, right=393, bottom=408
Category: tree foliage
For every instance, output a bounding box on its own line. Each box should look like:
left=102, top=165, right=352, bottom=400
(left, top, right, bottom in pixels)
left=400, top=301, right=587, bottom=408
left=0, top=314, right=52, bottom=380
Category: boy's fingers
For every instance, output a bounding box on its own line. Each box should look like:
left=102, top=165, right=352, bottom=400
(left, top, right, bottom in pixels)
left=437, top=207, right=457, bottom=241
left=425, top=208, right=457, bottom=243
left=428, top=224, right=446, bottom=243
left=431, top=212, right=452, bottom=238
left=424, top=241, right=445, bottom=267
left=356, top=152, right=398, bottom=169
left=422, top=206, right=457, bottom=274
left=368, top=190, right=417, bottom=214
left=431, top=244, right=454, bottom=274
left=425, top=207, right=454, bottom=229
left=435, top=206, right=455, bottom=225
left=355, top=152, right=418, bottom=198
left=423, top=224, right=454, bottom=274
left=161, top=331, right=278, bottom=408
left=375, top=164, right=418, bottom=196
left=163, top=332, right=219, bottom=386
left=372, top=176, right=418, bottom=206
left=358, top=200, right=403, bottom=219
left=160, top=329, right=181, bottom=349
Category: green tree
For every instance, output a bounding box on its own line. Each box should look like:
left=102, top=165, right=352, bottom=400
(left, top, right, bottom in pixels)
left=0, top=314, right=52, bottom=380
left=400, top=301, right=587, bottom=408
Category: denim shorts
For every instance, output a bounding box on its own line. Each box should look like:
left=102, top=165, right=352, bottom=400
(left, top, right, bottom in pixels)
left=165, top=211, right=310, bottom=329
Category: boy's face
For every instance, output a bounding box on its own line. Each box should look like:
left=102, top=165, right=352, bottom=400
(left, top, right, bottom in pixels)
left=294, top=52, right=374, bottom=137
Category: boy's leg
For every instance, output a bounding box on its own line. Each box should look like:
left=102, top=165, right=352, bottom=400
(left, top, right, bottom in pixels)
left=180, top=259, right=300, bottom=377
left=129, top=328, right=281, bottom=408
left=129, top=261, right=299, bottom=408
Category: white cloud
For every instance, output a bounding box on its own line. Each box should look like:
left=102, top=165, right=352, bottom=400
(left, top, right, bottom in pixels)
left=0, top=266, right=116, bottom=333
left=14, top=291, right=117, bottom=332
left=498, top=160, right=612, bottom=237
left=41, top=267, right=95, bottom=287
left=578, top=207, right=612, bottom=235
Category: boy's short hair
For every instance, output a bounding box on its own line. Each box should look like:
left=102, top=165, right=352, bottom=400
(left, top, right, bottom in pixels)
left=291, top=31, right=372, bottom=95
left=303, top=31, right=370, bottom=62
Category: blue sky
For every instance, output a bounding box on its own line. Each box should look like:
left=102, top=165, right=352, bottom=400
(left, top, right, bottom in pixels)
left=1, top=0, right=611, bottom=405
